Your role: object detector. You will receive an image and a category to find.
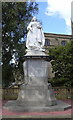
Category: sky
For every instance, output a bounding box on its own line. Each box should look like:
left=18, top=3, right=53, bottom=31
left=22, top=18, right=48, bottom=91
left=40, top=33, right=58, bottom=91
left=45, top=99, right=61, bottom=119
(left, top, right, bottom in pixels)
left=34, top=0, right=73, bottom=35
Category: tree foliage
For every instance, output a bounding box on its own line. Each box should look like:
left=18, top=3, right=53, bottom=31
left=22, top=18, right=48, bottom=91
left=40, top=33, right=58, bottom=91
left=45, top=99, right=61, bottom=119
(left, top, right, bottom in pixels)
left=49, top=41, right=73, bottom=87
left=2, top=2, right=38, bottom=87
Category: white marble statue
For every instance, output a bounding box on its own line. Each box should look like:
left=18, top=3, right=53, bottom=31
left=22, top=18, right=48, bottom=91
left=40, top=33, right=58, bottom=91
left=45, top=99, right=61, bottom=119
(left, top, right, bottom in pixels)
left=26, top=17, right=45, bottom=51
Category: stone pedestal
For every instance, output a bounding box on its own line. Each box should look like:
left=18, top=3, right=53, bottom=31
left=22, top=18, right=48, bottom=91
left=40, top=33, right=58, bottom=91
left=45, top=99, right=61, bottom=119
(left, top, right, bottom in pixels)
left=3, top=53, right=71, bottom=112
left=19, top=58, right=56, bottom=106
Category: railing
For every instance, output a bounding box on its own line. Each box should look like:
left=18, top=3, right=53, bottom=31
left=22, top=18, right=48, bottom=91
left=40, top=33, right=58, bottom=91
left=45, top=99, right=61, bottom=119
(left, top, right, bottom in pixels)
left=2, top=87, right=73, bottom=100
left=53, top=87, right=73, bottom=100
left=2, top=87, right=19, bottom=100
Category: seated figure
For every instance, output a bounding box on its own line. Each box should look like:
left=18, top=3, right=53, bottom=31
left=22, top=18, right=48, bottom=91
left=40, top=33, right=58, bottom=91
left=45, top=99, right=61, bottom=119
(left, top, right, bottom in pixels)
left=26, top=17, right=45, bottom=51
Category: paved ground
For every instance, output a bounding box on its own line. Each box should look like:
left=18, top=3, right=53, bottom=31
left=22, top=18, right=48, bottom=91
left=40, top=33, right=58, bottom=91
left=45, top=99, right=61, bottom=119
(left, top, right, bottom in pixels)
left=0, top=99, right=73, bottom=119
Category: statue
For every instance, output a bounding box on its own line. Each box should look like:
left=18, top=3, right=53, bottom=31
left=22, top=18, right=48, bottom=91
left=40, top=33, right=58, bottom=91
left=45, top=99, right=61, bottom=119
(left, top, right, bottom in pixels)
left=26, top=17, right=45, bottom=51
left=3, top=17, right=71, bottom=113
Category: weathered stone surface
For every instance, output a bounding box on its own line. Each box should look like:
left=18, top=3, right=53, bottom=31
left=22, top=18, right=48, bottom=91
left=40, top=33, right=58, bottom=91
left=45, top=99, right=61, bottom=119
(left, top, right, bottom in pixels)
left=4, top=100, right=71, bottom=112
left=3, top=57, right=71, bottom=112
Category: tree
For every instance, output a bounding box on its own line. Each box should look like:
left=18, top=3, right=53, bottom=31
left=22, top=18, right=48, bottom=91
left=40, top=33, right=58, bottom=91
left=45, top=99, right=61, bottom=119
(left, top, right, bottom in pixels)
left=49, top=41, right=73, bottom=87
left=2, top=2, right=38, bottom=87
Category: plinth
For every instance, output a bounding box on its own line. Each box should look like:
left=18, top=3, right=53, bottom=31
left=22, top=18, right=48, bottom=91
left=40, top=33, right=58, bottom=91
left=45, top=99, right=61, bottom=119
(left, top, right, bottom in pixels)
left=3, top=51, right=71, bottom=112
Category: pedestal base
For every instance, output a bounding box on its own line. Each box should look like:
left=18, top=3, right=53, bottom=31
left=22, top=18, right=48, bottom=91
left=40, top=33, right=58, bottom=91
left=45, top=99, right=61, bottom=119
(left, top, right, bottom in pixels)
left=3, top=100, right=71, bottom=112
left=3, top=83, right=72, bottom=112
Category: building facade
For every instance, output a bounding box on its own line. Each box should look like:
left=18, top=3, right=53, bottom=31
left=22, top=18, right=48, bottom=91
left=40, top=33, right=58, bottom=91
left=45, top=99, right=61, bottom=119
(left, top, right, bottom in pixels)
left=44, top=33, right=73, bottom=50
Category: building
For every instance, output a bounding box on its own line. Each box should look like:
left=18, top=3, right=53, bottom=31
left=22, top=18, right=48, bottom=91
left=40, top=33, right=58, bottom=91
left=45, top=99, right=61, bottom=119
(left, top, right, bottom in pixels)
left=44, top=33, right=73, bottom=51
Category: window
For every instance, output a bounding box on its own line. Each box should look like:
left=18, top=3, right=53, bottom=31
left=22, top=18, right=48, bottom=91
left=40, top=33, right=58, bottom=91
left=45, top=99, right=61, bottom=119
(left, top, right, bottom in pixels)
left=61, top=41, right=66, bottom=46
left=45, top=40, right=50, bottom=46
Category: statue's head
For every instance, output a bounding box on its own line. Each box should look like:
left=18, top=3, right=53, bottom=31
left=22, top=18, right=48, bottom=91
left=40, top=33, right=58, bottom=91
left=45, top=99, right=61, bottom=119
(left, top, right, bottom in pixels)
left=31, top=16, right=37, bottom=22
